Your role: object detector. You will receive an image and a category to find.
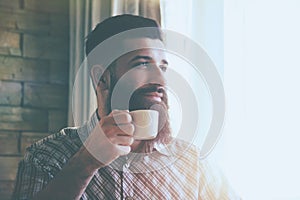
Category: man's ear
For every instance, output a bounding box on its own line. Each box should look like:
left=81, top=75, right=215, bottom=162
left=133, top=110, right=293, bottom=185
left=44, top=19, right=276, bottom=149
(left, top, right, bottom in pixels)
left=91, top=65, right=110, bottom=91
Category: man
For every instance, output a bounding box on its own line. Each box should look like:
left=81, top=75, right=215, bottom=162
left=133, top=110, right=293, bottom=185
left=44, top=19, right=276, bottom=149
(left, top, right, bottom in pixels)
left=12, top=15, right=238, bottom=199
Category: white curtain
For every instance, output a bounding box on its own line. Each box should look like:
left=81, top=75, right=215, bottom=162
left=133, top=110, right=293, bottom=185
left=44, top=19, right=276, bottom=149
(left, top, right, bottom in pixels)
left=69, top=0, right=111, bottom=126
left=160, top=0, right=224, bottom=156
left=224, top=0, right=300, bottom=199
left=68, top=0, right=161, bottom=126
left=161, top=0, right=223, bottom=73
left=112, top=0, right=161, bottom=22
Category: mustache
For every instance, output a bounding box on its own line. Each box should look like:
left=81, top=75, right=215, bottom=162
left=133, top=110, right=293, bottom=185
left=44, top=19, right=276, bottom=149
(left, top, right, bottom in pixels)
left=134, top=84, right=165, bottom=94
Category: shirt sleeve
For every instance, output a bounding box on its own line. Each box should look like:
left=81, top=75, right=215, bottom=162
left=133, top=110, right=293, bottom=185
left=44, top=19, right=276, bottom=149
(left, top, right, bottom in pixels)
left=11, top=158, right=52, bottom=200
left=11, top=128, right=82, bottom=200
left=198, top=159, right=241, bottom=200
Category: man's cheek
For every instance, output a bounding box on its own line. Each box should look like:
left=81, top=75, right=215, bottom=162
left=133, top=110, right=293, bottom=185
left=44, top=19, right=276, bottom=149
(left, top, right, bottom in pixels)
left=132, top=69, right=149, bottom=80
left=125, top=71, right=149, bottom=90
left=121, top=64, right=167, bottom=89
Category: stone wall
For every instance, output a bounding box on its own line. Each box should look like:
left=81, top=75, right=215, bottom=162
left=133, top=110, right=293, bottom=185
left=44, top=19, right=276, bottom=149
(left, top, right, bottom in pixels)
left=0, top=0, right=69, bottom=199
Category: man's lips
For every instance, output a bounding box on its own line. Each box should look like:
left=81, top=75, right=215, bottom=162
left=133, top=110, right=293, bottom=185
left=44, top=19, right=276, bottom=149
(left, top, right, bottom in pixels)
left=133, top=85, right=165, bottom=102
left=143, top=91, right=163, bottom=102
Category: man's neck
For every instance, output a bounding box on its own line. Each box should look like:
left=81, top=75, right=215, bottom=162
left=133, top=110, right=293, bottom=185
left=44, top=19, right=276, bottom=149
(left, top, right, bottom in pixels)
left=131, top=140, right=144, bottom=152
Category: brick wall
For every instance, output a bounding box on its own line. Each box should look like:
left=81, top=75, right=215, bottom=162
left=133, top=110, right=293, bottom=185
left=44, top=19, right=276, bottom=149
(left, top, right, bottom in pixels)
left=0, top=0, right=69, bottom=199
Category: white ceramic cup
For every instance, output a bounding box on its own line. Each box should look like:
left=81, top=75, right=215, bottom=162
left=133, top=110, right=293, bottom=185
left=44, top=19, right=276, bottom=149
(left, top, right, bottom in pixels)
left=130, top=110, right=159, bottom=140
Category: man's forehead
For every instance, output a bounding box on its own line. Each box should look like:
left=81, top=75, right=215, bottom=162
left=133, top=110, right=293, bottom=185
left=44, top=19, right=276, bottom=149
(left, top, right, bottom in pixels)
left=116, top=38, right=166, bottom=61
left=121, top=38, right=165, bottom=51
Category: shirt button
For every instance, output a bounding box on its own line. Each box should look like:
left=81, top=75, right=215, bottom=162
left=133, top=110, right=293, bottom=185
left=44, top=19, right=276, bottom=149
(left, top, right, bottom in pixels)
left=125, top=197, right=134, bottom=200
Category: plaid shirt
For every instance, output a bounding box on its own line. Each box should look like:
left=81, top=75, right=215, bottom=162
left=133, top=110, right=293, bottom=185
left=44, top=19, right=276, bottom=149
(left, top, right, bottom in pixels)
left=12, top=112, right=239, bottom=200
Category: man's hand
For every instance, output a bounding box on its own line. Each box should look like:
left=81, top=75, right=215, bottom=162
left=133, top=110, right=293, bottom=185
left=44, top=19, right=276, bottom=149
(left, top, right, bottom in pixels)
left=82, top=110, right=135, bottom=169
left=31, top=110, right=134, bottom=200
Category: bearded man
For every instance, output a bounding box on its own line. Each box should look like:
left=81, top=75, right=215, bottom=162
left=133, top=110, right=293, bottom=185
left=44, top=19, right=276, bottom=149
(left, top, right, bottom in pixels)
left=12, top=14, right=239, bottom=200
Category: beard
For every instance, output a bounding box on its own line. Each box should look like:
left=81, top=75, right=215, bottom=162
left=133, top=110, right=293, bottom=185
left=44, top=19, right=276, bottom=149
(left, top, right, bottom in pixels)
left=107, top=83, right=172, bottom=153
left=129, top=84, right=172, bottom=153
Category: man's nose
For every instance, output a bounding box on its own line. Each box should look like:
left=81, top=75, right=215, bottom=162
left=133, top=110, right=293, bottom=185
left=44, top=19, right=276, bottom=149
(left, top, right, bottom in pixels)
left=147, top=63, right=166, bottom=85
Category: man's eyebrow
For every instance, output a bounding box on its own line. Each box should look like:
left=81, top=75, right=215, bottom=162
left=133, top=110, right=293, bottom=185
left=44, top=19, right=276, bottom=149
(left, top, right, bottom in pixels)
left=129, top=55, right=152, bottom=63
left=129, top=55, right=169, bottom=65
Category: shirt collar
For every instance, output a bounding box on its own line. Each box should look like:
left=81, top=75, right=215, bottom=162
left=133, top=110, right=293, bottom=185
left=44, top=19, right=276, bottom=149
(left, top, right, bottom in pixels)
left=153, top=142, right=173, bottom=156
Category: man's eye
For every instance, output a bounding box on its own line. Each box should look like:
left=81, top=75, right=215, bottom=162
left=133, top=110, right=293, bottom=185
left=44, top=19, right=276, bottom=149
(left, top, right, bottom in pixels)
left=160, top=65, right=168, bottom=72
left=133, top=62, right=149, bottom=68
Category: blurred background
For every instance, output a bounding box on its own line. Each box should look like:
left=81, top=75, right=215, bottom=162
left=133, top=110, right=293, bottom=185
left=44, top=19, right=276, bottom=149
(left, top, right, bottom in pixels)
left=0, top=0, right=69, bottom=199
left=1, top=0, right=300, bottom=199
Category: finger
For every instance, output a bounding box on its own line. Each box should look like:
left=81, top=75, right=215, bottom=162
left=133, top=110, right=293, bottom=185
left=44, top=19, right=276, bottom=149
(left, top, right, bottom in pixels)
left=102, top=123, right=134, bottom=139
left=105, top=112, right=132, bottom=125
left=111, top=135, right=134, bottom=146
left=102, top=123, right=135, bottom=137
left=116, top=123, right=134, bottom=136
left=110, top=109, right=120, bottom=114
left=117, top=145, right=131, bottom=155
left=111, top=109, right=129, bottom=114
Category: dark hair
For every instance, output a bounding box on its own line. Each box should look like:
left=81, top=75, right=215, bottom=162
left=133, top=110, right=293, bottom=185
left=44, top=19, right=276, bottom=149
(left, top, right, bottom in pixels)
left=85, top=14, right=162, bottom=56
